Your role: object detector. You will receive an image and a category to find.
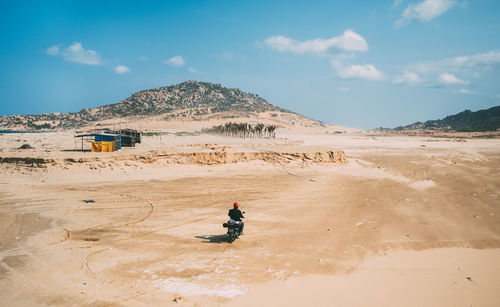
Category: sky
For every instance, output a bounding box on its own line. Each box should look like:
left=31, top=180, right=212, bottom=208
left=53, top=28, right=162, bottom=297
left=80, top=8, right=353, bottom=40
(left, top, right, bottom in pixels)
left=0, top=0, right=499, bottom=129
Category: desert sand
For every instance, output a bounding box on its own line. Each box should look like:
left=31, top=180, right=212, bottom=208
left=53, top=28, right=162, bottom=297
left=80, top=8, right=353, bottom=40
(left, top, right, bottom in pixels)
left=1, top=128, right=499, bottom=306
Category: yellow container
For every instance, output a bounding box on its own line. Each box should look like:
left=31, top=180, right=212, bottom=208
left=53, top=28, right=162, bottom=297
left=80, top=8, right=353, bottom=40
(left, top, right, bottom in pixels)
left=91, top=141, right=102, bottom=152
left=91, top=141, right=116, bottom=152
left=101, top=141, right=115, bottom=152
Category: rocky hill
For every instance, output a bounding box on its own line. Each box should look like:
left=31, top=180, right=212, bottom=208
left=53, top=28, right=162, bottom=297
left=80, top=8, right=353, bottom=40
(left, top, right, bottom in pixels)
left=0, top=81, right=298, bottom=130
left=394, top=105, right=500, bottom=132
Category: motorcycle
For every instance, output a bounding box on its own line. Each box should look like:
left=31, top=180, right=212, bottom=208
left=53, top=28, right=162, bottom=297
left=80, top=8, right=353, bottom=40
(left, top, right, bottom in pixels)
left=222, top=220, right=241, bottom=243
left=223, top=211, right=244, bottom=243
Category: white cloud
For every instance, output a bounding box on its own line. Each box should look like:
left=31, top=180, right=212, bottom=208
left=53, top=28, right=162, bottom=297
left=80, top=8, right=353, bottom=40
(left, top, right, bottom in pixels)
left=439, top=73, right=469, bottom=85
left=394, top=0, right=404, bottom=6
left=114, top=65, right=130, bottom=74
left=220, top=52, right=233, bottom=61
left=138, top=56, right=148, bottom=61
left=188, top=67, right=198, bottom=73
left=396, top=0, right=456, bottom=27
left=263, top=30, right=383, bottom=82
left=262, top=29, right=368, bottom=54
left=46, top=45, right=60, bottom=56
left=407, top=50, right=500, bottom=78
left=445, top=50, right=500, bottom=70
left=394, top=71, right=420, bottom=85
left=337, top=64, right=384, bottom=80
left=329, top=53, right=356, bottom=70
left=46, top=42, right=102, bottom=65
left=398, top=50, right=500, bottom=86
left=412, top=51, right=500, bottom=74
left=338, top=87, right=350, bottom=92
left=163, top=56, right=185, bottom=67
left=453, top=88, right=476, bottom=95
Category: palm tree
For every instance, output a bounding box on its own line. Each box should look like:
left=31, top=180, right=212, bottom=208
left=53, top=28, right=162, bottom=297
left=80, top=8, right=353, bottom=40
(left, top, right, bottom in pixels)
left=202, top=122, right=277, bottom=139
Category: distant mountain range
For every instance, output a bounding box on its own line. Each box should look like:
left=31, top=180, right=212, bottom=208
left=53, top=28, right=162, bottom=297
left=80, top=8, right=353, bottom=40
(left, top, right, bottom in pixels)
left=0, top=81, right=301, bottom=130
left=393, top=105, right=500, bottom=132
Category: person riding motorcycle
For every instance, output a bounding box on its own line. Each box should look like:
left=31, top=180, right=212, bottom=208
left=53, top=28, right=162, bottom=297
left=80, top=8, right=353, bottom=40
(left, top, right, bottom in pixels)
left=228, top=202, right=244, bottom=234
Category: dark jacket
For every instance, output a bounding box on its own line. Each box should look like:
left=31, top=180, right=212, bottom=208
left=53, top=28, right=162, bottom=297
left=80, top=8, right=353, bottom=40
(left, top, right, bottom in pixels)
left=228, top=208, right=244, bottom=221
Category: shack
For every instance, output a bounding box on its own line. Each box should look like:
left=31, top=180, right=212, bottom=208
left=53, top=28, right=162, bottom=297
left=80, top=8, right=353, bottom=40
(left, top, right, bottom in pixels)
left=75, top=132, right=121, bottom=152
left=104, top=129, right=141, bottom=147
left=74, top=129, right=141, bottom=152
left=94, top=133, right=121, bottom=149
left=94, top=133, right=121, bottom=151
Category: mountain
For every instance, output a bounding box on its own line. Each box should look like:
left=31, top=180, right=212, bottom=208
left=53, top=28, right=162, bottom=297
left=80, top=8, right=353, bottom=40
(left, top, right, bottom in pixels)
left=0, top=81, right=306, bottom=130
left=91, top=80, right=287, bottom=118
left=393, top=105, right=500, bottom=132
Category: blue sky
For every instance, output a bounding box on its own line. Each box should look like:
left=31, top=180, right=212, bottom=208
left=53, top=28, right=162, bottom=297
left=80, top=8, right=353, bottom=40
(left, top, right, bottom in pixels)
left=1, top=0, right=499, bottom=129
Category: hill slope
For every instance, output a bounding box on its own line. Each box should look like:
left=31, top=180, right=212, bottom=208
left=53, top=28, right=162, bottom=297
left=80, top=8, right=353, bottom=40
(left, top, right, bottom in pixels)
left=94, top=80, right=286, bottom=118
left=394, top=105, right=500, bottom=132
left=0, top=81, right=308, bottom=130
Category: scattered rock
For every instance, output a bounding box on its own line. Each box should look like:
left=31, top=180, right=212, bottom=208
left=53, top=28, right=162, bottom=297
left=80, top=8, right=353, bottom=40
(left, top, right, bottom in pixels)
left=17, top=144, right=34, bottom=150
left=83, top=237, right=99, bottom=242
left=466, top=276, right=472, bottom=281
left=173, top=296, right=184, bottom=303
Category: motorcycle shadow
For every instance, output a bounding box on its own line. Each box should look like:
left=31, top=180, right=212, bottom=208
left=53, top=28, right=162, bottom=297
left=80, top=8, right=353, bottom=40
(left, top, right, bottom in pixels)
left=194, top=234, right=228, bottom=244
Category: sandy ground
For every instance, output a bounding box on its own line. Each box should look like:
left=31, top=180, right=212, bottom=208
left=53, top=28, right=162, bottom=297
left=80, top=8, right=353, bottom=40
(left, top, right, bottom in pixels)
left=1, top=130, right=500, bottom=306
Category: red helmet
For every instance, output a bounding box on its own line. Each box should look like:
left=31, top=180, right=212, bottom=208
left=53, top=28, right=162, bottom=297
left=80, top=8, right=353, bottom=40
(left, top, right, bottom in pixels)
left=233, top=202, right=239, bottom=208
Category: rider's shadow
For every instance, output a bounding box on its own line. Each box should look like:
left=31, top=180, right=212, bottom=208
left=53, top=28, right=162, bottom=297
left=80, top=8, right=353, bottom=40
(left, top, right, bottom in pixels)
left=195, top=235, right=228, bottom=244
